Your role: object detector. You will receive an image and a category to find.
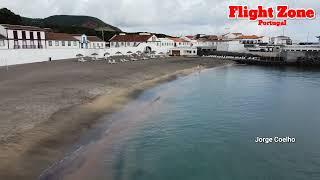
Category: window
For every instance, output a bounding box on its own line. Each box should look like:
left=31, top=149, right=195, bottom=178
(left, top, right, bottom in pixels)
left=48, top=41, right=52, bottom=46
left=68, top=41, right=71, bottom=46
left=0, top=40, right=5, bottom=46
left=73, top=41, right=77, bottom=46
left=121, top=42, right=124, bottom=46
left=37, top=32, right=41, bottom=40
left=13, top=31, right=18, bottom=39
left=93, top=43, right=96, bottom=48
left=30, top=32, right=34, bottom=40
left=62, top=41, right=65, bottom=46
left=55, top=41, right=59, bottom=46
left=127, top=42, right=130, bottom=46
left=111, top=42, right=114, bottom=46
left=22, top=31, right=26, bottom=39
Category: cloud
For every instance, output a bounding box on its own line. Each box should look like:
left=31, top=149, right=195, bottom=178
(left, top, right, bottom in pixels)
left=0, top=0, right=319, bottom=41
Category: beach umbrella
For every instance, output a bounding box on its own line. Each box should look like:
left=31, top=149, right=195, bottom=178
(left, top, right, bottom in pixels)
left=104, top=52, right=110, bottom=57
left=91, top=53, right=99, bottom=60
left=76, top=54, right=84, bottom=57
left=115, top=51, right=122, bottom=56
left=127, top=51, right=133, bottom=54
left=136, top=51, right=142, bottom=54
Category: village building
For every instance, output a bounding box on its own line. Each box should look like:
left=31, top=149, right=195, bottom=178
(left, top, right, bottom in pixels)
left=194, top=35, right=219, bottom=47
left=72, top=34, right=105, bottom=49
left=169, top=47, right=197, bottom=56
left=109, top=33, right=160, bottom=48
left=235, top=35, right=264, bottom=44
left=46, top=32, right=80, bottom=49
left=222, top=33, right=243, bottom=40
left=0, top=24, right=46, bottom=49
left=271, top=36, right=292, bottom=45
left=87, top=36, right=106, bottom=49
left=158, top=38, right=175, bottom=47
left=169, top=37, right=192, bottom=47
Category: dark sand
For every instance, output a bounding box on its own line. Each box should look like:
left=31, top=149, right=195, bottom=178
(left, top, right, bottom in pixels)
left=0, top=57, right=233, bottom=179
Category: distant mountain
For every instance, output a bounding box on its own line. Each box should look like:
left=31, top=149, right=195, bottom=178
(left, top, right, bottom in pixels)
left=0, top=8, right=121, bottom=38
left=22, top=15, right=121, bottom=32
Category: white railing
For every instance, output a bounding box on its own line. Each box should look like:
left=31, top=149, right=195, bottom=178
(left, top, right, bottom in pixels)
left=283, top=45, right=320, bottom=52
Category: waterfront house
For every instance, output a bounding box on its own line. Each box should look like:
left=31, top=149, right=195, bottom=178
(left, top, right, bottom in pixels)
left=0, top=34, right=8, bottom=49
left=87, top=36, right=105, bottom=49
left=73, top=34, right=88, bottom=49
left=109, top=33, right=160, bottom=48
left=0, top=24, right=46, bottom=49
left=158, top=38, right=175, bottom=47
left=46, top=32, right=80, bottom=49
left=72, top=34, right=105, bottom=49
left=169, top=37, right=191, bottom=47
left=235, top=35, right=264, bottom=44
left=222, top=33, right=243, bottom=40
left=271, top=36, right=292, bottom=45
left=169, top=47, right=197, bottom=56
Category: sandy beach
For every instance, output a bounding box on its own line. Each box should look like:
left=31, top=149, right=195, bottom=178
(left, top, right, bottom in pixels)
left=0, top=56, right=233, bottom=179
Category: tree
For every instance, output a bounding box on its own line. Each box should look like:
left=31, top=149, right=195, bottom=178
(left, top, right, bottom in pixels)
left=0, top=8, right=22, bottom=25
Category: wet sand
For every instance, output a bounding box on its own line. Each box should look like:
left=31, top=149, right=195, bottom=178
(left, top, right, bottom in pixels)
left=0, top=57, right=233, bottom=179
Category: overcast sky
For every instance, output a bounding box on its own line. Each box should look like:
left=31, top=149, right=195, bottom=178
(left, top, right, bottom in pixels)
left=1, top=0, right=319, bottom=41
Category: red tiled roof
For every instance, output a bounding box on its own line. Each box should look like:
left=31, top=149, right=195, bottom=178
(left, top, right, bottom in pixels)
left=185, top=35, right=194, bottom=39
left=110, top=34, right=153, bottom=42
left=235, top=35, right=263, bottom=39
left=87, top=36, right=104, bottom=42
left=1, top=24, right=45, bottom=31
left=46, top=32, right=78, bottom=41
left=169, top=37, right=189, bottom=43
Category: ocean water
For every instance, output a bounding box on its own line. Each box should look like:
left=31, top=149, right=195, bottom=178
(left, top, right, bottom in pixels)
left=111, top=65, right=320, bottom=180
left=41, top=65, right=320, bottom=180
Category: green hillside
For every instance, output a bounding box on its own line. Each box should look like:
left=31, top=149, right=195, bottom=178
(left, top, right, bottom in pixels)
left=0, top=8, right=121, bottom=37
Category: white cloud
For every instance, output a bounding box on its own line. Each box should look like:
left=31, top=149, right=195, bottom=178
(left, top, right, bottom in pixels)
left=0, top=0, right=319, bottom=41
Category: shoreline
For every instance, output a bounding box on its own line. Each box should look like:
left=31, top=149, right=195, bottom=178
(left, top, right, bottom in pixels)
left=0, top=58, right=233, bottom=179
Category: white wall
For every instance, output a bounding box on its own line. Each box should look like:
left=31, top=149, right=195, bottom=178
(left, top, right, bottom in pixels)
left=47, top=40, right=80, bottom=49
left=217, top=41, right=246, bottom=52
left=0, top=42, right=171, bottom=66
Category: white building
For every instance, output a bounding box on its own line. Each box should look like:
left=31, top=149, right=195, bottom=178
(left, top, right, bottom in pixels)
left=158, top=38, right=175, bottom=48
left=222, top=33, right=243, bottom=40
left=73, top=34, right=105, bottom=49
left=109, top=33, right=160, bottom=48
left=46, top=32, right=80, bottom=49
left=169, top=37, right=192, bottom=47
left=235, top=35, right=264, bottom=44
left=169, top=47, right=197, bottom=56
left=271, top=36, right=292, bottom=45
left=0, top=24, right=46, bottom=49
left=87, top=36, right=105, bottom=49
left=216, top=40, right=246, bottom=52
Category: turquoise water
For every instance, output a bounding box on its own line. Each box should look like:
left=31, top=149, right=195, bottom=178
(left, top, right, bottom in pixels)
left=112, top=65, right=320, bottom=180
left=41, top=65, right=320, bottom=180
